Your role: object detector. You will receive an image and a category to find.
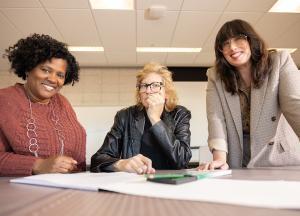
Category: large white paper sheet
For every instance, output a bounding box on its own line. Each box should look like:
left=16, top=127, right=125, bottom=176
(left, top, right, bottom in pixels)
left=10, top=172, right=145, bottom=191
left=10, top=172, right=300, bottom=209
left=103, top=178, right=300, bottom=209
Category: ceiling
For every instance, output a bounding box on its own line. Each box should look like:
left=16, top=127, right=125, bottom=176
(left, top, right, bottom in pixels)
left=0, top=0, right=300, bottom=70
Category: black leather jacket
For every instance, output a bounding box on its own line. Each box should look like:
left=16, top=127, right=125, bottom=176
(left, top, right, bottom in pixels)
left=90, top=105, right=192, bottom=172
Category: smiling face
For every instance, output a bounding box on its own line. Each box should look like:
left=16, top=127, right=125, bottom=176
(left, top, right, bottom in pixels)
left=25, top=58, right=67, bottom=103
left=139, top=72, right=166, bottom=108
left=222, top=35, right=252, bottom=70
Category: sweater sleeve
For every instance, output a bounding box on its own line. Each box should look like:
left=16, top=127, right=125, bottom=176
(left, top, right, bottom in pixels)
left=0, top=128, right=37, bottom=176
left=58, top=94, right=86, bottom=171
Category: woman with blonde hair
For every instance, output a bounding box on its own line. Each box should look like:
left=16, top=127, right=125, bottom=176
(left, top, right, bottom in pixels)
left=91, top=62, right=192, bottom=174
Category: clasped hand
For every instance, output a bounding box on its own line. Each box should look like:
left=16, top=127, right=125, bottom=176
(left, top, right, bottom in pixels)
left=33, top=155, right=78, bottom=174
left=146, top=93, right=165, bottom=125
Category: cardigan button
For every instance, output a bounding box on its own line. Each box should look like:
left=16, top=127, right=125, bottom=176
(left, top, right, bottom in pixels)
left=271, top=116, right=276, bottom=121
left=269, top=141, right=274, bottom=146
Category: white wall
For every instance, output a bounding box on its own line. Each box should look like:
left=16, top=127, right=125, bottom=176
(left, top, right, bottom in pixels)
left=74, top=106, right=125, bottom=165
left=73, top=82, right=209, bottom=165
left=0, top=68, right=211, bottom=164
left=174, top=82, right=208, bottom=147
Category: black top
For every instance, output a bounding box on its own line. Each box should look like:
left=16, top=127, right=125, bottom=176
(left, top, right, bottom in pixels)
left=140, top=112, right=173, bottom=169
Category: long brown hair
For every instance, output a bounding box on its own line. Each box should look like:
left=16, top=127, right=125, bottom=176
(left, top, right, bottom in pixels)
left=135, top=62, right=178, bottom=111
left=214, top=19, right=273, bottom=94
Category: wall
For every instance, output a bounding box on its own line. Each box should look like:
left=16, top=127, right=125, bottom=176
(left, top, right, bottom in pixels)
left=0, top=67, right=211, bottom=164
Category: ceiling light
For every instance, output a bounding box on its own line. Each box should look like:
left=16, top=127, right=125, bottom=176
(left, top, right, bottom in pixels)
left=89, top=0, right=134, bottom=10
left=136, top=47, right=202, bottom=53
left=269, top=0, right=300, bottom=13
left=68, top=46, right=104, bottom=52
left=268, top=48, right=297, bottom=53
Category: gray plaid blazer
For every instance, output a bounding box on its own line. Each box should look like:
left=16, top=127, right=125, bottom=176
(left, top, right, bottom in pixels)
left=207, top=51, right=300, bottom=168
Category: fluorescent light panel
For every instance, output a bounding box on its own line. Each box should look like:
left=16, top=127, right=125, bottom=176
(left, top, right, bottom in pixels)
left=136, top=47, right=202, bottom=53
left=269, top=0, right=300, bottom=13
left=68, top=46, right=104, bottom=52
left=269, top=48, right=297, bottom=53
left=89, top=0, right=134, bottom=10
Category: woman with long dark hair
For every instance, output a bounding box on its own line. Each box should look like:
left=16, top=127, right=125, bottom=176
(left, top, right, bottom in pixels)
left=198, top=19, right=300, bottom=170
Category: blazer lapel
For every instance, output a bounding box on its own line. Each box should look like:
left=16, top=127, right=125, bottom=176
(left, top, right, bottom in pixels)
left=250, top=75, right=269, bottom=135
left=223, top=86, right=243, bottom=147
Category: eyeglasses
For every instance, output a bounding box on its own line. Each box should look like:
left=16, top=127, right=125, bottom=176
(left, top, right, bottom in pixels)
left=137, top=82, right=164, bottom=93
left=219, top=34, right=248, bottom=53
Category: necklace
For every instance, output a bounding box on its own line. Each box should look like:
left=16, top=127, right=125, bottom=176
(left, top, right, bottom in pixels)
left=26, top=96, right=65, bottom=157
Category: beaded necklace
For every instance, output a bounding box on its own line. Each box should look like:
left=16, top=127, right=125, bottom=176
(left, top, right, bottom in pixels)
left=26, top=96, right=65, bottom=157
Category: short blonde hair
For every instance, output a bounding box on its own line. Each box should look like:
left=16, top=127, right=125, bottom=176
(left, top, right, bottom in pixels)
left=136, top=62, right=178, bottom=111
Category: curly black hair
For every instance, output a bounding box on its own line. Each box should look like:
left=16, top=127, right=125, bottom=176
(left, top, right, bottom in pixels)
left=4, top=33, right=80, bottom=85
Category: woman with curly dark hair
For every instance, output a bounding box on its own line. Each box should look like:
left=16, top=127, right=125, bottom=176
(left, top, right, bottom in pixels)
left=0, top=34, right=86, bottom=176
left=197, top=19, right=300, bottom=170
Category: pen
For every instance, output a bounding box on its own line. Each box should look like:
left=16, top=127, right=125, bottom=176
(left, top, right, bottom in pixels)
left=185, top=170, right=232, bottom=179
left=185, top=173, right=210, bottom=180
left=146, top=174, right=186, bottom=179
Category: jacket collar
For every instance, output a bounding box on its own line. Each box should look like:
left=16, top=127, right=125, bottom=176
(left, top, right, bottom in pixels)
left=223, top=84, right=243, bottom=146
left=161, top=109, right=176, bottom=132
left=250, top=75, right=269, bottom=134
left=223, top=75, right=269, bottom=146
left=134, top=106, right=145, bottom=136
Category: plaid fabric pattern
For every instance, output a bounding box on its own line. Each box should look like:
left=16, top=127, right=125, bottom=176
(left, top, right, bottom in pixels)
left=206, top=51, right=300, bottom=168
